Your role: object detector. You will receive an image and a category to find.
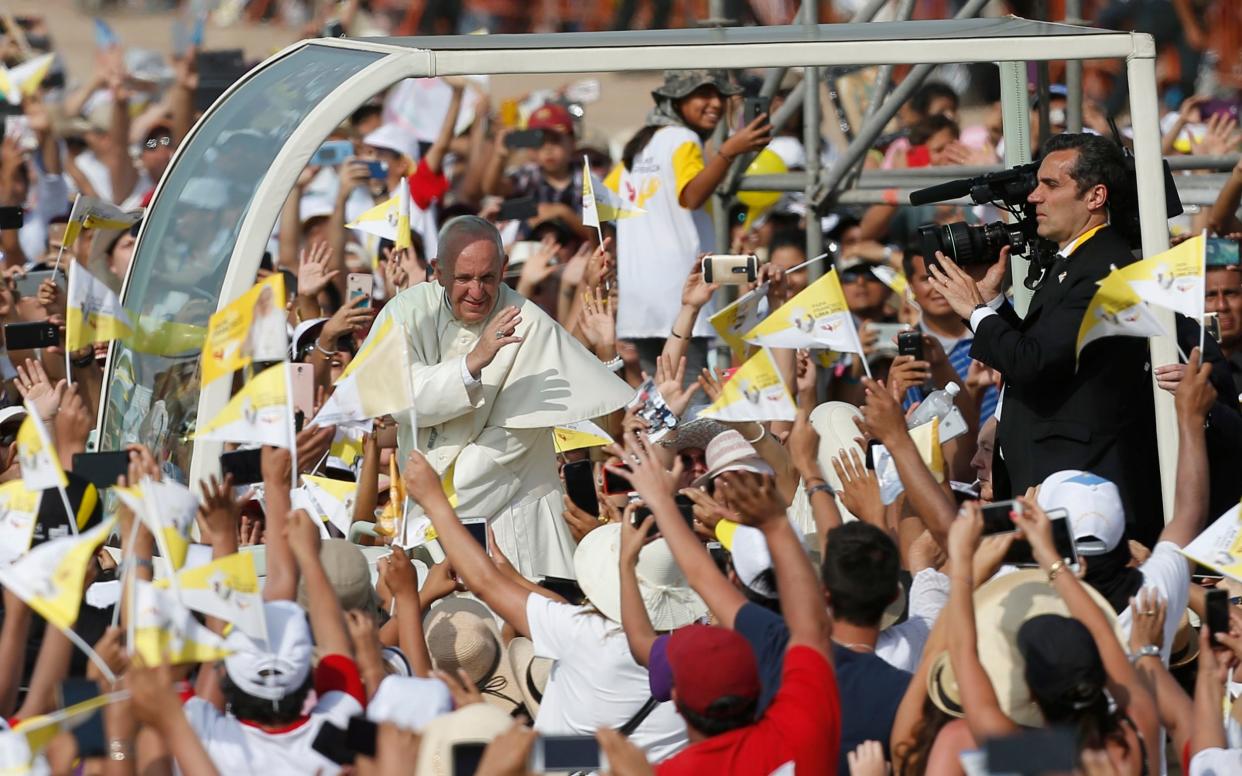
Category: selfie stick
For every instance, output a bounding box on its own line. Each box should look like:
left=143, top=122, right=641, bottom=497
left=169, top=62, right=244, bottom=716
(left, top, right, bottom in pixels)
left=787, top=252, right=830, bottom=274
left=1200, top=229, right=1207, bottom=355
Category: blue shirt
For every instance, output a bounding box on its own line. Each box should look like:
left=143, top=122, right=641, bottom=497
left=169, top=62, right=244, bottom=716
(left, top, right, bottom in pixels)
left=903, top=329, right=999, bottom=422
left=733, top=602, right=911, bottom=773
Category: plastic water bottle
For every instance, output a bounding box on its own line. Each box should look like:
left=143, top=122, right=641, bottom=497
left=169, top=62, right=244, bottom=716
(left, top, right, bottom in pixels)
left=907, top=382, right=961, bottom=428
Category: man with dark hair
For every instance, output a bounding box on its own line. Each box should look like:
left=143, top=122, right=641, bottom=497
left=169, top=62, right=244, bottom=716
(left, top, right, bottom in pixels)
left=927, top=132, right=1165, bottom=542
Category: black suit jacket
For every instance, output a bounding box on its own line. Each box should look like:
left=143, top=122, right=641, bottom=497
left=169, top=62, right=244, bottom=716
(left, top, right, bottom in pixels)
left=971, top=225, right=1165, bottom=543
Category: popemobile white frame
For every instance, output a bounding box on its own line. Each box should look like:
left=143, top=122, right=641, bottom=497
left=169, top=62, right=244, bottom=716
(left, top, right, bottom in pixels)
left=103, top=19, right=1180, bottom=520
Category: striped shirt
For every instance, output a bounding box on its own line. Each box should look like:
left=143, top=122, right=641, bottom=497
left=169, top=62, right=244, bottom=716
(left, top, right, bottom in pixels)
left=903, top=326, right=999, bottom=422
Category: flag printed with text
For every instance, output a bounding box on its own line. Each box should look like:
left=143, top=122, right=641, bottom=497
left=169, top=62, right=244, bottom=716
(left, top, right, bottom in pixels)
left=0, top=480, right=41, bottom=565
left=1121, top=234, right=1205, bottom=319
left=699, top=348, right=797, bottom=423
left=313, top=316, right=415, bottom=424
left=61, top=194, right=142, bottom=249
left=66, top=262, right=133, bottom=351
left=302, top=475, right=358, bottom=537
left=202, top=273, right=287, bottom=385
left=116, top=478, right=198, bottom=571
left=16, top=411, right=67, bottom=492
left=552, top=420, right=613, bottom=454
left=1180, top=501, right=1242, bottom=583
left=156, top=552, right=267, bottom=642
left=195, top=363, right=291, bottom=449
left=1076, top=270, right=1168, bottom=357
left=0, top=518, right=116, bottom=631
left=710, top=283, right=769, bottom=357
left=132, top=580, right=233, bottom=665
left=744, top=269, right=864, bottom=354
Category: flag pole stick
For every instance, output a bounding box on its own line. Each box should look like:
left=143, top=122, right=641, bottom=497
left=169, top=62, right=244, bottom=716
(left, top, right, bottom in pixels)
left=1200, top=230, right=1207, bottom=355
left=111, top=516, right=143, bottom=628
left=60, top=625, right=116, bottom=684
left=285, top=363, right=299, bottom=493
left=788, top=252, right=830, bottom=274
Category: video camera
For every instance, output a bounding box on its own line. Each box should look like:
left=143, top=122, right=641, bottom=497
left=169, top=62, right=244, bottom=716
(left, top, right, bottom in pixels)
left=910, top=148, right=1182, bottom=290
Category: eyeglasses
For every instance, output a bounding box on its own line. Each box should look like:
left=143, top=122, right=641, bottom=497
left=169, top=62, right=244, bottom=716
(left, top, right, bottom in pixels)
left=143, top=136, right=173, bottom=151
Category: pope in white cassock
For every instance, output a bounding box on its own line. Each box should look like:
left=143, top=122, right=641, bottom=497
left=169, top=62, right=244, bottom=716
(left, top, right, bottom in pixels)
left=366, top=216, right=633, bottom=579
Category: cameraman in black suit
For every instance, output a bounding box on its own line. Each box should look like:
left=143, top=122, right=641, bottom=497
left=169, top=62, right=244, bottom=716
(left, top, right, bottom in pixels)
left=925, top=134, right=1166, bottom=543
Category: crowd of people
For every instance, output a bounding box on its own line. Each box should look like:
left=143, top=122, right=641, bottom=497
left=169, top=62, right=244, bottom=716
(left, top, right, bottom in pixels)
left=2, top=2, right=1242, bottom=775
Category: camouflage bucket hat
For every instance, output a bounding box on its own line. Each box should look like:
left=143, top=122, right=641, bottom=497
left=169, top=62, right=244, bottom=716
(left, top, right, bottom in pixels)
left=652, top=69, right=743, bottom=101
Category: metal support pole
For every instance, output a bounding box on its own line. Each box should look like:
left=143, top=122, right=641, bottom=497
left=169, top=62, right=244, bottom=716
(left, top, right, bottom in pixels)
left=809, top=0, right=992, bottom=210
left=802, top=0, right=823, bottom=275
left=1065, top=0, right=1085, bottom=132
left=1000, top=60, right=1034, bottom=314
left=1127, top=45, right=1178, bottom=525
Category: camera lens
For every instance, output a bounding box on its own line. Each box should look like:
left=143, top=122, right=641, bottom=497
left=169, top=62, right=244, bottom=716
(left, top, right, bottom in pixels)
left=918, top=220, right=1023, bottom=268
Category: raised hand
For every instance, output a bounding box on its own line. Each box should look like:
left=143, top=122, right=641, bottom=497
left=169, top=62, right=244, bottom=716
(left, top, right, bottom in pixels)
left=403, top=450, right=449, bottom=508
left=619, top=502, right=655, bottom=567
left=1173, top=347, right=1216, bottom=422
left=432, top=667, right=484, bottom=708
left=720, top=113, right=773, bottom=159
left=855, top=377, right=908, bottom=447
left=680, top=260, right=719, bottom=310
left=319, top=292, right=375, bottom=351
left=578, top=284, right=616, bottom=352
left=466, top=306, right=522, bottom=379
left=562, top=493, right=603, bottom=543
left=715, top=471, right=786, bottom=527
left=297, top=241, right=340, bottom=298
left=652, top=353, right=700, bottom=418
left=283, top=509, right=322, bottom=565
left=15, top=359, right=64, bottom=422
left=886, top=354, right=931, bottom=400
left=832, top=448, right=883, bottom=526
left=196, top=474, right=239, bottom=546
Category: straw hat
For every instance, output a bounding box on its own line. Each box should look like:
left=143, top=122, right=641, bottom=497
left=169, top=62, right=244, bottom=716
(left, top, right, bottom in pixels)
left=573, top=523, right=708, bottom=631
left=423, top=596, right=522, bottom=713
left=506, top=637, right=553, bottom=717
left=414, top=702, right=514, bottom=776
left=926, top=569, right=1123, bottom=727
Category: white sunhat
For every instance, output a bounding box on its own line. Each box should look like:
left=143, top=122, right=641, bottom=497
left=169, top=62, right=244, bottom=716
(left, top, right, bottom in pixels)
left=363, top=123, right=419, bottom=161
left=573, top=523, right=708, bottom=631
left=223, top=600, right=313, bottom=702
left=366, top=675, right=453, bottom=732
left=692, top=429, right=775, bottom=487
left=1036, top=470, right=1126, bottom=556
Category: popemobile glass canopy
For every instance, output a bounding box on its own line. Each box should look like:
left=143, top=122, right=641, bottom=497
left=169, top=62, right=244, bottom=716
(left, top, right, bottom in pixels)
left=101, top=18, right=1176, bottom=512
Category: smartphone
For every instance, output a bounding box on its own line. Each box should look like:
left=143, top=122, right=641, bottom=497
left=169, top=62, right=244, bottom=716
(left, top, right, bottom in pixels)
left=601, top=464, right=632, bottom=496
left=864, top=439, right=882, bottom=470
left=631, top=504, right=658, bottom=538
left=219, top=448, right=263, bottom=485
left=72, top=451, right=131, bottom=490
left=701, top=254, right=758, bottom=285
left=897, top=330, right=925, bottom=361
left=743, top=95, right=771, bottom=126
left=505, top=129, right=545, bottom=150
left=4, top=322, right=58, bottom=350
left=538, top=575, right=585, bottom=604
left=0, top=207, right=20, bottom=230
left=364, top=160, right=388, bottom=179
left=311, top=722, right=352, bottom=765
left=345, top=715, right=377, bottom=757
left=674, top=493, right=695, bottom=526
left=15, top=268, right=66, bottom=300
left=1206, top=588, right=1230, bottom=646
left=452, top=741, right=487, bottom=776
left=310, top=139, right=354, bottom=167
left=462, top=518, right=489, bottom=551
left=985, top=728, right=1076, bottom=775
left=347, top=273, right=373, bottom=309
left=322, top=18, right=346, bottom=38
left=496, top=195, right=539, bottom=222
left=562, top=459, right=599, bottom=517
left=375, top=422, right=398, bottom=450
left=530, top=735, right=604, bottom=773
left=57, top=679, right=106, bottom=758
left=979, top=499, right=1022, bottom=536
left=291, top=363, right=315, bottom=420
left=1204, top=313, right=1221, bottom=344
left=1206, top=237, right=1240, bottom=268
left=1003, top=509, right=1078, bottom=570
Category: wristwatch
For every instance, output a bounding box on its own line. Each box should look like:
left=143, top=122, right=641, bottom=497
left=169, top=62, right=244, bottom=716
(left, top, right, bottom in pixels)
left=1129, top=644, right=1160, bottom=664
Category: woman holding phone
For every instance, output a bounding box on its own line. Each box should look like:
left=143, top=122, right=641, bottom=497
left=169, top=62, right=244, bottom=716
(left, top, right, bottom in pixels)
left=603, top=70, right=771, bottom=380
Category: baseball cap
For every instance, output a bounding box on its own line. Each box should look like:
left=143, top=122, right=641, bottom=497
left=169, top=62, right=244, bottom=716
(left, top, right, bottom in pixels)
left=665, top=624, right=760, bottom=718
left=715, top=520, right=777, bottom=599
left=290, top=317, right=328, bottom=360
left=692, top=430, right=775, bottom=487
left=296, top=539, right=381, bottom=614
left=363, top=123, right=418, bottom=160
left=527, top=103, right=574, bottom=137
left=1036, top=470, right=1125, bottom=556
left=224, top=601, right=314, bottom=701
left=367, top=675, right=453, bottom=731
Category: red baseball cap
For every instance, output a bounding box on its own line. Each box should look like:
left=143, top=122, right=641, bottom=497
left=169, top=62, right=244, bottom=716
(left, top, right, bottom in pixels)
left=527, top=103, right=575, bottom=137
left=666, top=625, right=760, bottom=717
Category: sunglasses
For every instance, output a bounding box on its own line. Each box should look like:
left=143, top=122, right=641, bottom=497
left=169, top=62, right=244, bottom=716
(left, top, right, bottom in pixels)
left=144, top=136, right=173, bottom=150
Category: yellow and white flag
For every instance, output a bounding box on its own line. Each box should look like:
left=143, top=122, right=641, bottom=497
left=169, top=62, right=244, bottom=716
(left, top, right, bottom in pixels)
left=156, top=551, right=267, bottom=642
left=202, top=273, right=287, bottom=386
left=0, top=480, right=41, bottom=565
left=313, top=316, right=415, bottom=425
left=61, top=194, right=142, bottom=250
left=0, top=517, right=115, bottom=631
left=195, top=363, right=292, bottom=449
left=10, top=690, right=126, bottom=765
left=699, top=348, right=796, bottom=423
left=328, top=423, right=367, bottom=470
left=710, top=283, right=769, bottom=357
left=1121, top=235, right=1205, bottom=319
left=126, top=314, right=207, bottom=357
left=553, top=419, right=613, bottom=454
left=347, top=178, right=414, bottom=245
left=909, top=417, right=945, bottom=483
left=302, top=475, right=358, bottom=537
left=1076, top=271, right=1168, bottom=357
left=116, top=478, right=197, bottom=572
left=132, top=580, right=232, bottom=665
left=582, top=157, right=645, bottom=228
left=1181, top=501, right=1242, bottom=582
left=16, top=410, right=67, bottom=493
left=870, top=265, right=910, bottom=298
left=744, top=269, right=864, bottom=355
left=0, top=53, right=55, bottom=106
left=65, top=262, right=133, bottom=351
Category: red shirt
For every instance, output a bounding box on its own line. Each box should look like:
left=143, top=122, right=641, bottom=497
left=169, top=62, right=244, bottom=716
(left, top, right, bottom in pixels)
left=656, top=646, right=840, bottom=776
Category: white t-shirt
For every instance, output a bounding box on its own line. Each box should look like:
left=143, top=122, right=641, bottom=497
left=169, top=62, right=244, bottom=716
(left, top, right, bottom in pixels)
left=183, top=689, right=362, bottom=774
left=1115, top=541, right=1192, bottom=665
left=877, top=567, right=949, bottom=673
left=609, top=126, right=716, bottom=340
left=526, top=595, right=688, bottom=762
left=1190, top=747, right=1242, bottom=776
